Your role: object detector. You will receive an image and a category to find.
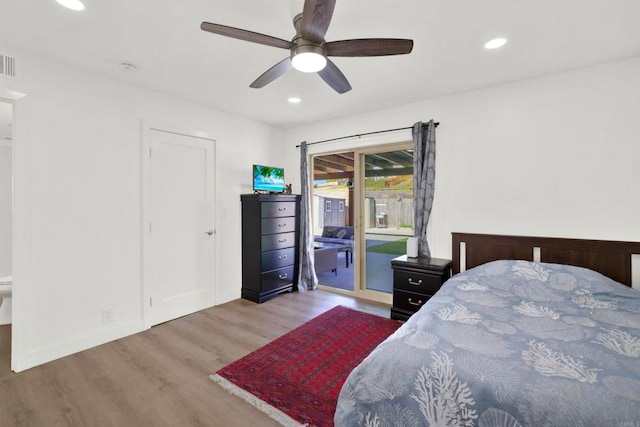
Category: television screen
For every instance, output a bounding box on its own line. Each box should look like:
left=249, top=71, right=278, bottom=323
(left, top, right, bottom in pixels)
left=253, top=164, right=285, bottom=193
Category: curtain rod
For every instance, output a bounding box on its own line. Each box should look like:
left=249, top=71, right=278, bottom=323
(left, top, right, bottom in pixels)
left=296, top=122, right=439, bottom=148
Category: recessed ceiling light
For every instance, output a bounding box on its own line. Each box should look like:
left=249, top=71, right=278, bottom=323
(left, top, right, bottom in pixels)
left=484, top=38, right=507, bottom=50
left=288, top=97, right=302, bottom=104
left=56, top=0, right=85, bottom=11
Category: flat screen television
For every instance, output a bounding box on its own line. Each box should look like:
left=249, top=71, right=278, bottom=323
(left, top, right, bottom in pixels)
left=253, top=164, right=285, bottom=193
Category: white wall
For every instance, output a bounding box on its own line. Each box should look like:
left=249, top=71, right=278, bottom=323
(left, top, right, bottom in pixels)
left=1, top=46, right=284, bottom=371
left=282, top=57, right=640, bottom=259
left=0, top=140, right=11, bottom=277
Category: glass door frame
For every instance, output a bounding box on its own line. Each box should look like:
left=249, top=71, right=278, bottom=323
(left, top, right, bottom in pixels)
left=309, top=140, right=413, bottom=305
left=310, top=149, right=357, bottom=297
left=353, top=141, right=413, bottom=304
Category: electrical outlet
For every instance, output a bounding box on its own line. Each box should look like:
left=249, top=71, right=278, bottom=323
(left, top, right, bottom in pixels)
left=102, top=307, right=114, bottom=323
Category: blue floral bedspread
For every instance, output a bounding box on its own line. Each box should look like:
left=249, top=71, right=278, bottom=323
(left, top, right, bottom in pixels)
left=335, top=260, right=640, bottom=426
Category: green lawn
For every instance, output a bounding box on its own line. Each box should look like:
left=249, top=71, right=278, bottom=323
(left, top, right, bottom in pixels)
left=366, top=238, right=408, bottom=254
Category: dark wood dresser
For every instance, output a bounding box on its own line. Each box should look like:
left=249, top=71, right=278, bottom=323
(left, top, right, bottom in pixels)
left=240, top=194, right=300, bottom=303
left=390, top=255, right=452, bottom=321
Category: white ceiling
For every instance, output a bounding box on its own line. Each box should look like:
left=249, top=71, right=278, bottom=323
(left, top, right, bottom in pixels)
left=1, top=0, right=639, bottom=129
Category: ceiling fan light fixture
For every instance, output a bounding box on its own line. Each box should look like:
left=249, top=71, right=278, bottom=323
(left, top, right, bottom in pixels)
left=200, top=0, right=411, bottom=93
left=56, top=0, right=85, bottom=11
left=291, top=45, right=327, bottom=73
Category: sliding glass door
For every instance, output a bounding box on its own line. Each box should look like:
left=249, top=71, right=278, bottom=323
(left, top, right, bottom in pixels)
left=310, top=143, right=413, bottom=303
left=362, top=147, right=414, bottom=296
left=312, top=152, right=355, bottom=293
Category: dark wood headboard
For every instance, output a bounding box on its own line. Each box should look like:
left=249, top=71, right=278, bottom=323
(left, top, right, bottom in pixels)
left=452, top=232, right=640, bottom=287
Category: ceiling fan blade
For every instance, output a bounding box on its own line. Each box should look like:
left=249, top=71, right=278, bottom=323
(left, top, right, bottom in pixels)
left=326, top=39, right=414, bottom=57
left=250, top=58, right=293, bottom=89
left=201, top=22, right=294, bottom=50
left=301, top=0, right=336, bottom=43
left=318, top=59, right=351, bottom=94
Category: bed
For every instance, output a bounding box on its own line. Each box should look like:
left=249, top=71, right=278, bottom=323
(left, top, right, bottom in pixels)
left=335, top=233, right=640, bottom=427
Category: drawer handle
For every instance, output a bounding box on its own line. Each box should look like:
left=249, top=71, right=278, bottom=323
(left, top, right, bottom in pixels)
left=408, top=298, right=423, bottom=306
left=278, top=223, right=287, bottom=227
left=278, top=238, right=287, bottom=243
left=278, top=255, right=288, bottom=260
left=278, top=273, right=288, bottom=279
left=278, top=207, right=287, bottom=212
left=408, top=278, right=423, bottom=286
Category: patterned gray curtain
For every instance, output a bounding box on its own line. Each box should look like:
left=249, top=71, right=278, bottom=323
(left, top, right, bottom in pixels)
left=412, top=120, right=437, bottom=258
left=298, top=141, right=318, bottom=291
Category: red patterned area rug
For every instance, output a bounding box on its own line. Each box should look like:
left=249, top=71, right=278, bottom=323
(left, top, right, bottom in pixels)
left=210, top=305, right=400, bottom=427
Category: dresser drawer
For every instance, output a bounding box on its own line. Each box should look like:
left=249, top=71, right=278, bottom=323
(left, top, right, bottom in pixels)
left=262, top=232, right=295, bottom=252
left=261, top=266, right=295, bottom=293
left=261, top=247, right=295, bottom=271
left=393, top=289, right=430, bottom=313
left=393, top=269, right=443, bottom=294
left=261, top=202, right=296, bottom=218
left=261, top=217, right=296, bottom=234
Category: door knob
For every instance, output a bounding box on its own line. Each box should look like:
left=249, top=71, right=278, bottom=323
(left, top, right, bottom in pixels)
left=204, top=230, right=214, bottom=236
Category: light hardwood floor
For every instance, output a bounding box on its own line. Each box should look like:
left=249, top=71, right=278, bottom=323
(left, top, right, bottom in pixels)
left=0, top=290, right=390, bottom=426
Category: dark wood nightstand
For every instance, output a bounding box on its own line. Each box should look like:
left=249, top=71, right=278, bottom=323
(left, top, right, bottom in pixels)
left=390, top=255, right=452, bottom=321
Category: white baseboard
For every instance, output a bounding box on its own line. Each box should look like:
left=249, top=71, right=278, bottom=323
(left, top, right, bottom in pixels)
left=13, top=319, right=144, bottom=373
left=217, top=289, right=241, bottom=305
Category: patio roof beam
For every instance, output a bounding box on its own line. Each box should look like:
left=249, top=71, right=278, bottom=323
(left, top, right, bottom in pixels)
left=365, top=167, right=413, bottom=177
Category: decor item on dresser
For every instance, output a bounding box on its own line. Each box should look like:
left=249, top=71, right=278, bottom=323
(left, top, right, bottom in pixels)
left=252, top=164, right=285, bottom=194
left=240, top=194, right=300, bottom=303
left=335, top=233, right=640, bottom=426
left=390, top=255, right=452, bottom=321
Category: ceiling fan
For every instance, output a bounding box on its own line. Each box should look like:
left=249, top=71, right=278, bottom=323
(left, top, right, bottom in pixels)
left=200, top=0, right=413, bottom=94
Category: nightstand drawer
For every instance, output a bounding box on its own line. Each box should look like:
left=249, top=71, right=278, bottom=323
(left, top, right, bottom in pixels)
left=393, top=269, right=443, bottom=294
left=261, top=217, right=296, bottom=234
left=261, top=202, right=296, bottom=218
left=262, top=232, right=295, bottom=251
left=393, top=289, right=430, bottom=313
left=261, top=247, right=295, bottom=271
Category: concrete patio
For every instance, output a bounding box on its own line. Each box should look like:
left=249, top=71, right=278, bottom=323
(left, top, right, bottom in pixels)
left=316, top=232, right=409, bottom=293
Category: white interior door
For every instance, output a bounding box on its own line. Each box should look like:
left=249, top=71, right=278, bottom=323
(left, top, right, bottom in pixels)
left=147, top=129, right=215, bottom=326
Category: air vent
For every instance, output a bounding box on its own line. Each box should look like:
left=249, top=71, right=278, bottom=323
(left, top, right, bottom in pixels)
left=0, top=54, right=17, bottom=79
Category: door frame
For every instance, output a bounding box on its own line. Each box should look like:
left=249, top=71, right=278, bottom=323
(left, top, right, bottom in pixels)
left=355, top=142, right=412, bottom=304
left=0, top=87, right=28, bottom=372
left=141, top=122, right=217, bottom=329
left=309, top=139, right=412, bottom=305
